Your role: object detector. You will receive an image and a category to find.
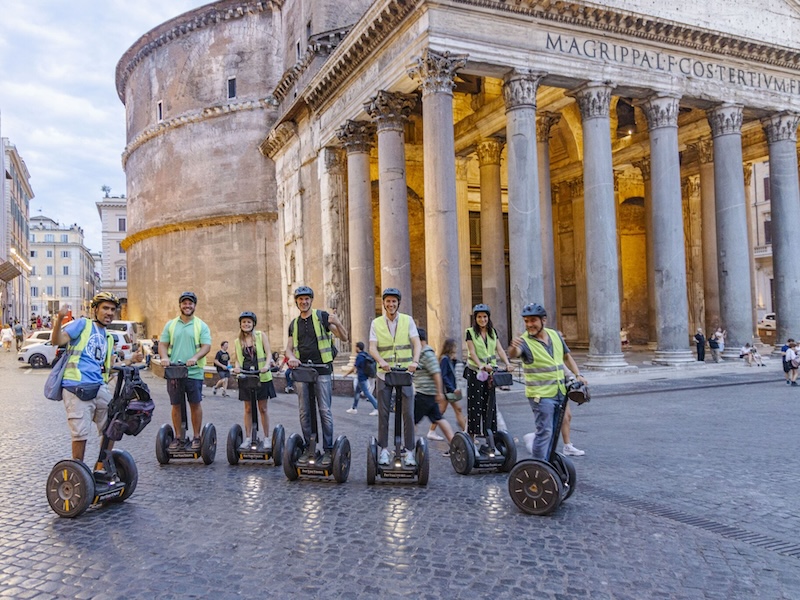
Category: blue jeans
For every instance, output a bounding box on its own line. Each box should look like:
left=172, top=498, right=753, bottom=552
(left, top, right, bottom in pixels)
left=353, top=379, right=378, bottom=410
left=529, top=395, right=562, bottom=461
left=296, top=375, right=334, bottom=450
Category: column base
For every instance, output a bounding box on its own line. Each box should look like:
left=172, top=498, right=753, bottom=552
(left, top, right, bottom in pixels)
left=651, top=350, right=696, bottom=366
left=583, top=353, right=638, bottom=373
left=646, top=341, right=657, bottom=351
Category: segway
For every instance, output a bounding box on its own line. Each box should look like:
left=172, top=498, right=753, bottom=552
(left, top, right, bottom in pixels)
left=283, top=363, right=350, bottom=483
left=155, top=362, right=217, bottom=465
left=449, top=369, right=516, bottom=475
left=46, top=365, right=154, bottom=518
left=366, top=367, right=429, bottom=486
left=507, top=378, right=590, bottom=515
left=227, top=369, right=284, bottom=466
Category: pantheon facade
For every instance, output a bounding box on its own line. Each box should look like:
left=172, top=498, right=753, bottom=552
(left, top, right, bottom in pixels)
left=117, top=0, right=800, bottom=368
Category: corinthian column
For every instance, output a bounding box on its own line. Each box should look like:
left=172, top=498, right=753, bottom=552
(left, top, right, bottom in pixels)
left=632, top=156, right=656, bottom=348
left=408, top=49, right=467, bottom=349
left=569, top=82, right=628, bottom=368
left=762, top=112, right=800, bottom=349
left=743, top=163, right=759, bottom=341
left=640, top=94, right=693, bottom=364
left=537, top=112, right=560, bottom=327
left=476, top=138, right=508, bottom=344
left=707, top=103, right=753, bottom=356
left=364, top=90, right=416, bottom=311
left=337, top=120, right=377, bottom=347
left=503, top=71, right=544, bottom=325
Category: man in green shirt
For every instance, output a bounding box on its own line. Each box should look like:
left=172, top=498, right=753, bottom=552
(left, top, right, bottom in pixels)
left=159, top=291, right=212, bottom=450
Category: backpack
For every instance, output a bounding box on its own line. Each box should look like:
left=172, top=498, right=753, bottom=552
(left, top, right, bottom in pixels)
left=361, top=352, right=377, bottom=378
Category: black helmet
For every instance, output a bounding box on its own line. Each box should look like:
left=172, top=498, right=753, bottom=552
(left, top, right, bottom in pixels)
left=294, top=286, right=314, bottom=299
left=179, top=291, right=198, bottom=304
left=239, top=311, right=257, bottom=326
left=91, top=291, right=120, bottom=308
left=382, top=288, right=402, bottom=301
left=566, top=378, right=591, bottom=405
left=472, top=303, right=491, bottom=316
left=521, top=303, right=546, bottom=318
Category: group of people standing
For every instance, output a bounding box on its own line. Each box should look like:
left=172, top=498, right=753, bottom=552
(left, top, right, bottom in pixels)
left=694, top=327, right=726, bottom=362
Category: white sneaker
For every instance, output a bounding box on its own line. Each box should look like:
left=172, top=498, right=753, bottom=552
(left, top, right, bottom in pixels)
left=346, top=408, right=357, bottom=414
left=523, top=432, right=536, bottom=456
left=403, top=449, right=417, bottom=467
left=378, top=448, right=391, bottom=465
left=426, top=430, right=444, bottom=441
left=562, top=443, right=585, bottom=456
left=369, top=409, right=379, bottom=416
left=239, top=437, right=251, bottom=450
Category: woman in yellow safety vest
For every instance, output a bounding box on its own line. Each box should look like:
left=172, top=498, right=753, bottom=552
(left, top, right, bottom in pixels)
left=231, top=311, right=275, bottom=448
left=464, top=304, right=512, bottom=443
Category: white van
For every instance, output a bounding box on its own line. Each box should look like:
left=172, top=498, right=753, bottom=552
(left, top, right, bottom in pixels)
left=107, top=320, right=147, bottom=342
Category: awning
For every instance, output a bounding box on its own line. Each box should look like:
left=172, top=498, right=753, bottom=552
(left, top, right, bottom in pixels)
left=0, top=261, right=22, bottom=283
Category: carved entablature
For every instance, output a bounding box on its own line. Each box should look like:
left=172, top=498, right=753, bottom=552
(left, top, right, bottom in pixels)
left=632, top=157, right=651, bottom=181
left=337, top=120, right=377, bottom=153
left=641, top=95, right=681, bottom=130
left=707, top=104, right=743, bottom=137
left=408, top=49, right=468, bottom=97
left=364, top=91, right=417, bottom=133
left=476, top=138, right=504, bottom=166
left=260, top=121, right=297, bottom=159
left=536, top=112, right=561, bottom=141
left=569, top=82, right=614, bottom=120
left=503, top=71, right=545, bottom=111
left=761, top=112, right=800, bottom=143
left=687, top=139, right=714, bottom=164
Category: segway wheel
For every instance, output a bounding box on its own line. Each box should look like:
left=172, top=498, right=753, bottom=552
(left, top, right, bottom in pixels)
left=495, top=430, right=517, bottom=473
left=200, top=423, right=217, bottom=465
left=227, top=424, right=243, bottom=466
left=110, top=449, right=138, bottom=503
left=366, top=438, right=377, bottom=485
left=283, top=433, right=303, bottom=481
left=155, top=424, right=174, bottom=465
left=46, top=460, right=95, bottom=518
left=271, top=425, right=285, bottom=467
left=552, top=452, right=577, bottom=501
left=332, top=436, right=351, bottom=484
left=508, top=459, right=563, bottom=516
left=415, top=438, right=429, bottom=487
left=449, top=432, right=474, bottom=475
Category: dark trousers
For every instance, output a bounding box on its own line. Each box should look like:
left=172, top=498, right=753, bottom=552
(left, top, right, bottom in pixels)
left=696, top=343, right=705, bottom=362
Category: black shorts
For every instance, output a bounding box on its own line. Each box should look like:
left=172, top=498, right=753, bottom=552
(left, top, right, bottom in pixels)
left=217, top=370, right=230, bottom=379
left=784, top=360, right=793, bottom=374
left=414, top=392, right=443, bottom=424
left=239, top=380, right=276, bottom=401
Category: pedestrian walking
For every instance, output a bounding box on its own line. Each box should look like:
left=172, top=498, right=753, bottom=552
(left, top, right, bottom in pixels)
left=1, top=324, right=13, bottom=351
left=13, top=320, right=25, bottom=351
left=413, top=329, right=454, bottom=455
left=345, top=341, right=379, bottom=415
left=781, top=338, right=795, bottom=384
left=785, top=342, right=798, bottom=386
left=212, top=341, right=231, bottom=396
left=431, top=337, right=466, bottom=436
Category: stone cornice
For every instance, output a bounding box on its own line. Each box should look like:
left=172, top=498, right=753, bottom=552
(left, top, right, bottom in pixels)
left=120, top=212, right=277, bottom=251
left=259, top=122, right=297, bottom=159
left=123, top=98, right=276, bottom=167
left=116, top=1, right=278, bottom=102
left=761, top=112, right=800, bottom=143
left=337, top=120, right=377, bottom=153
left=408, top=49, right=468, bottom=97
left=452, top=0, right=800, bottom=71
left=707, top=104, right=744, bottom=137
left=640, top=95, right=681, bottom=130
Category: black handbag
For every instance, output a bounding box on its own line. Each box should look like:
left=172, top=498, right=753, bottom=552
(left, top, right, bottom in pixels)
left=164, top=364, right=189, bottom=380
left=492, top=371, right=514, bottom=387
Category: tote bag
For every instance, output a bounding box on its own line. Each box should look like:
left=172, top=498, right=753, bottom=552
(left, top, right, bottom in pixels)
left=43, top=352, right=68, bottom=401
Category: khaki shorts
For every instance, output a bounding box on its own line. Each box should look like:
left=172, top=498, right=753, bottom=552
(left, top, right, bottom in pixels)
left=63, top=384, right=112, bottom=441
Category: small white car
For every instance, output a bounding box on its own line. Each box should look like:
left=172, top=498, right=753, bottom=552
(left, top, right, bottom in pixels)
left=22, top=330, right=54, bottom=348
left=757, top=313, right=776, bottom=330
left=18, top=341, right=61, bottom=368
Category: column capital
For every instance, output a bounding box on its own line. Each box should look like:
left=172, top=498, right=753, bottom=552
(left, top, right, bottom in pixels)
left=568, top=176, right=584, bottom=197
left=707, top=103, right=743, bottom=137
left=502, top=70, right=546, bottom=111
left=632, top=156, right=651, bottom=181
left=640, top=94, right=681, bottom=130
left=455, top=155, right=470, bottom=180
left=688, top=138, right=714, bottom=164
left=475, top=138, right=504, bottom=166
left=568, top=81, right=615, bottom=121
left=364, top=90, right=416, bottom=132
left=761, top=111, right=800, bottom=143
left=336, top=120, right=376, bottom=153
left=407, top=48, right=467, bottom=97
left=536, top=111, right=561, bottom=141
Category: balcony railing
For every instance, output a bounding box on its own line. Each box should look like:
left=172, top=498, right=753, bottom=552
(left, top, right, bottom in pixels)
left=754, top=244, right=772, bottom=258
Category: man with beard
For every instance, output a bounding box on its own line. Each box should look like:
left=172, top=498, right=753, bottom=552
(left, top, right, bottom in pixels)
left=159, top=292, right=212, bottom=450
left=51, top=292, right=143, bottom=461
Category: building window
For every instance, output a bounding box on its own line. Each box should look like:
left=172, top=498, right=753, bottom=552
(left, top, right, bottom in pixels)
left=764, top=220, right=772, bottom=245
left=118, top=266, right=127, bottom=281
left=61, top=286, right=69, bottom=297
left=44, top=234, right=54, bottom=242
left=30, top=250, right=36, bottom=258
left=118, top=218, right=126, bottom=232
left=30, top=234, right=35, bottom=242
left=119, top=243, right=126, bottom=254
left=306, top=19, right=312, bottom=40
left=31, top=266, right=36, bottom=276
left=296, top=40, right=302, bottom=61
left=31, top=287, right=38, bottom=297
left=763, top=177, right=770, bottom=202
left=46, top=250, right=53, bottom=258
left=227, top=77, right=236, bottom=99
left=61, top=250, right=70, bottom=258
left=46, top=266, right=53, bottom=276
left=157, top=100, right=163, bottom=122
left=46, top=286, right=53, bottom=296
left=31, top=304, right=38, bottom=313
left=63, top=266, right=69, bottom=276
left=61, top=234, right=68, bottom=242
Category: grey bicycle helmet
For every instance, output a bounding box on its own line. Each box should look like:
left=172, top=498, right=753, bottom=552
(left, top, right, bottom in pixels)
left=472, top=303, right=491, bottom=315
left=521, top=303, right=546, bottom=318
left=293, top=286, right=314, bottom=299
left=239, top=311, right=257, bottom=326
left=382, top=288, right=402, bottom=301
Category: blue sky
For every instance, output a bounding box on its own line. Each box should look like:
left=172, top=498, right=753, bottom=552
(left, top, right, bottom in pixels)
left=0, top=0, right=209, bottom=252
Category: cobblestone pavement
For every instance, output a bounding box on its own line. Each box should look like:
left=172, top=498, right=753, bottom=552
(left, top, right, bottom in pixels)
left=0, top=348, right=798, bottom=599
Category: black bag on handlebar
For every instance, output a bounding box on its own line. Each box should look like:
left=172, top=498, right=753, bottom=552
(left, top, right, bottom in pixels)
left=492, top=371, right=514, bottom=388
left=164, top=364, right=189, bottom=380
left=292, top=367, right=319, bottom=383
left=238, top=373, right=262, bottom=391
left=385, top=370, right=413, bottom=387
